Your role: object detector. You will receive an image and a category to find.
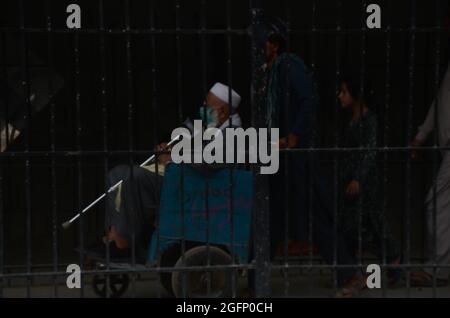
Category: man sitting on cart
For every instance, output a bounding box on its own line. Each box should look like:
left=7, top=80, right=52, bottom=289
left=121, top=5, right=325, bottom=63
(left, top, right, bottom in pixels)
left=103, top=82, right=243, bottom=257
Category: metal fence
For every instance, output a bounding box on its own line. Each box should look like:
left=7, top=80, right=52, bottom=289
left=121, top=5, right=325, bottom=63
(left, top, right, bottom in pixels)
left=0, top=0, right=449, bottom=298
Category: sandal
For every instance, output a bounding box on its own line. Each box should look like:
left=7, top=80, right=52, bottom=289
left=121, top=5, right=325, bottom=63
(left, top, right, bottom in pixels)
left=387, top=268, right=403, bottom=287
left=335, top=273, right=367, bottom=298
left=410, top=271, right=448, bottom=287
left=387, top=256, right=404, bottom=287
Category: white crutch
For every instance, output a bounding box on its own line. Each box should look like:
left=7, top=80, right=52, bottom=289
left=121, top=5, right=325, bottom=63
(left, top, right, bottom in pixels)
left=61, top=133, right=184, bottom=230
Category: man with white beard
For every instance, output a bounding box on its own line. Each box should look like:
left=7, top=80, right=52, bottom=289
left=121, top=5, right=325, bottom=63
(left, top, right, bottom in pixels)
left=102, top=82, right=242, bottom=257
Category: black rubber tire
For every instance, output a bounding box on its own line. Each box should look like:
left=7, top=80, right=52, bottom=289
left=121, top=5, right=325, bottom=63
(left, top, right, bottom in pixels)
left=171, top=246, right=233, bottom=298
left=159, top=244, right=182, bottom=296
left=92, top=273, right=130, bottom=298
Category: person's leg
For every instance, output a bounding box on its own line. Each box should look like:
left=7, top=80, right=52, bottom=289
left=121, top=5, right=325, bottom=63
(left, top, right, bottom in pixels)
left=120, top=166, right=163, bottom=250
left=424, top=152, right=450, bottom=280
left=360, top=206, right=402, bottom=285
left=312, top=201, right=358, bottom=286
left=309, top=165, right=358, bottom=287
left=105, top=165, right=131, bottom=246
left=352, top=184, right=400, bottom=263
left=311, top=185, right=367, bottom=298
left=105, top=165, right=163, bottom=250
left=270, top=201, right=284, bottom=258
left=247, top=173, right=284, bottom=295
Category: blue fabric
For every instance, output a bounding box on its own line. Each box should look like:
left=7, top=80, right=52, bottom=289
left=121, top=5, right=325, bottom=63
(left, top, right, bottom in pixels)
left=267, top=52, right=318, bottom=148
left=148, top=163, right=253, bottom=264
left=265, top=53, right=358, bottom=285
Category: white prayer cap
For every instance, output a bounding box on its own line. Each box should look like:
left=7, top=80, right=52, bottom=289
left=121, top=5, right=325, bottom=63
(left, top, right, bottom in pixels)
left=209, top=82, right=241, bottom=109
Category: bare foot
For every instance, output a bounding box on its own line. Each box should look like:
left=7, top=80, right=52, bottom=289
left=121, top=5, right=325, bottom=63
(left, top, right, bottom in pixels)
left=108, top=226, right=130, bottom=250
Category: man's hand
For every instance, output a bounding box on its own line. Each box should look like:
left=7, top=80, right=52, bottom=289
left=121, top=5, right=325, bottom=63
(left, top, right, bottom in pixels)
left=346, top=180, right=360, bottom=196
left=278, top=133, right=300, bottom=150
left=410, top=138, right=423, bottom=160
left=155, top=143, right=172, bottom=166
left=278, top=138, right=287, bottom=149
left=287, top=133, right=299, bottom=148
left=1, top=124, right=20, bottom=153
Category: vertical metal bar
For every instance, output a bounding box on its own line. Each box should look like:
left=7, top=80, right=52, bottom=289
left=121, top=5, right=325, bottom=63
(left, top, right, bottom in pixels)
left=19, top=0, right=33, bottom=298
left=333, top=0, right=343, bottom=291
left=98, top=0, right=111, bottom=299
left=307, top=0, right=317, bottom=290
left=430, top=0, right=442, bottom=298
left=73, top=20, right=84, bottom=299
left=149, top=1, right=158, bottom=154
left=124, top=0, right=136, bottom=298
left=357, top=0, right=368, bottom=271
left=149, top=0, right=163, bottom=299
left=179, top=161, right=186, bottom=298
left=199, top=0, right=212, bottom=296
left=174, top=0, right=187, bottom=298
left=45, top=0, right=58, bottom=298
left=175, top=0, right=183, bottom=124
left=381, top=0, right=393, bottom=299
left=0, top=26, right=8, bottom=299
left=0, top=149, right=2, bottom=298
left=0, top=63, right=3, bottom=298
left=283, top=0, right=291, bottom=298
left=0, top=32, right=11, bottom=151
left=0, top=173, right=2, bottom=298
left=225, top=0, right=237, bottom=298
left=1, top=31, right=12, bottom=297
left=405, top=0, right=417, bottom=298
left=249, top=0, right=271, bottom=298
left=25, top=6, right=33, bottom=300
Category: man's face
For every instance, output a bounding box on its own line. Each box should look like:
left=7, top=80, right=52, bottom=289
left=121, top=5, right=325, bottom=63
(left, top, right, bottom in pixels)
left=265, top=41, right=278, bottom=63
left=205, top=92, right=231, bottom=127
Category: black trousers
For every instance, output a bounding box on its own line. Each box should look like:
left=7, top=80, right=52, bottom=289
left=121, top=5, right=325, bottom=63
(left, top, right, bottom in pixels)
left=105, top=165, right=163, bottom=249
left=248, top=158, right=357, bottom=290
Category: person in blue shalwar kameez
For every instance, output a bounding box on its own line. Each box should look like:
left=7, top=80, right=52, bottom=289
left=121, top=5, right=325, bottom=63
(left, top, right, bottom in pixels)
left=264, top=33, right=365, bottom=297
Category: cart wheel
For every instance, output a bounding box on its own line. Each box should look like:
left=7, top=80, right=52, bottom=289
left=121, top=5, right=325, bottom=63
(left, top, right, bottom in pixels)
left=92, top=273, right=130, bottom=298
left=171, top=246, right=232, bottom=298
left=159, top=244, right=182, bottom=297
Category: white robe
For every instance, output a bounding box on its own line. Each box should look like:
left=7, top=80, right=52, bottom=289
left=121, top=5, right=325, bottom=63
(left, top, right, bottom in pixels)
left=415, top=62, right=450, bottom=279
left=416, top=63, right=450, bottom=149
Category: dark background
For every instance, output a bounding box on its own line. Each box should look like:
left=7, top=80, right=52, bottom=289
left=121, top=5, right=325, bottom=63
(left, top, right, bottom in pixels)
left=0, top=0, right=448, bottom=267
